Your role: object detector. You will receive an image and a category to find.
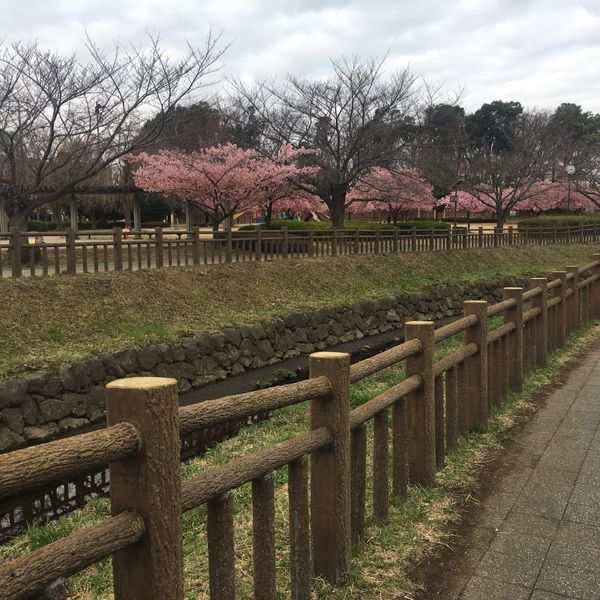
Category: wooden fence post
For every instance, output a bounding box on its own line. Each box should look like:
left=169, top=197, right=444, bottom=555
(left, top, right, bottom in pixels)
left=446, top=227, right=452, bottom=250
left=255, top=228, right=263, bottom=262
left=411, top=228, right=417, bottom=251
left=106, top=377, right=183, bottom=600
left=65, top=227, right=76, bottom=275
left=192, top=227, right=200, bottom=265
left=551, top=271, right=567, bottom=348
left=592, top=254, right=600, bottom=319
left=503, top=287, right=524, bottom=392
left=374, top=229, right=380, bottom=254
left=478, top=227, right=483, bottom=248
left=10, top=227, right=22, bottom=278
left=530, top=278, right=548, bottom=366
left=155, top=227, right=164, bottom=268
left=332, top=229, right=338, bottom=257
left=309, top=352, right=351, bottom=585
left=404, top=321, right=436, bottom=487
left=392, top=229, right=399, bottom=254
left=282, top=226, right=289, bottom=259
left=225, top=229, right=233, bottom=263
left=463, top=301, right=489, bottom=425
left=566, top=266, right=580, bottom=332
left=113, top=227, right=123, bottom=271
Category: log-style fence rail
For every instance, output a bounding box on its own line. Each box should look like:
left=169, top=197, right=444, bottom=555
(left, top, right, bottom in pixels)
left=1, top=254, right=600, bottom=599
left=2, top=223, right=600, bottom=278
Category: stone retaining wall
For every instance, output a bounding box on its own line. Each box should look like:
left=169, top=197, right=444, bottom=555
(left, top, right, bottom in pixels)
left=0, top=276, right=528, bottom=452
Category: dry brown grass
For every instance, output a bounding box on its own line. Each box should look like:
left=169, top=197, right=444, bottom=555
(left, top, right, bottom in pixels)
left=1, top=243, right=598, bottom=378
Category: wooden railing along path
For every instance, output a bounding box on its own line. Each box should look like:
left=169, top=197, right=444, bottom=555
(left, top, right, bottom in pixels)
left=2, top=223, right=600, bottom=278
left=1, top=255, right=600, bottom=598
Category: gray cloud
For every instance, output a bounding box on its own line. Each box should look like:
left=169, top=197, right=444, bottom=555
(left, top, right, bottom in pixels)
left=1, top=0, right=599, bottom=112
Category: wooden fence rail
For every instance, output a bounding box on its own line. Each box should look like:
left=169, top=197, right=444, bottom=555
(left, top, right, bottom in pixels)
left=1, top=254, right=600, bottom=599
left=2, top=223, right=600, bottom=278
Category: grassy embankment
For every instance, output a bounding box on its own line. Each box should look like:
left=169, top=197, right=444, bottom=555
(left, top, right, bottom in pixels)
left=1, top=243, right=599, bottom=380
left=2, top=317, right=597, bottom=598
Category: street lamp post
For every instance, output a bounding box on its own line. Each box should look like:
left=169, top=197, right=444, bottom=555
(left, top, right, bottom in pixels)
left=566, top=164, right=576, bottom=211
left=450, top=191, right=459, bottom=228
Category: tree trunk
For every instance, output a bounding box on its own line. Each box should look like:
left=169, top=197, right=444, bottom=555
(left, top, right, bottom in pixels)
left=265, top=203, right=273, bottom=226
left=9, top=211, right=28, bottom=231
left=495, top=208, right=505, bottom=229
left=329, top=184, right=347, bottom=228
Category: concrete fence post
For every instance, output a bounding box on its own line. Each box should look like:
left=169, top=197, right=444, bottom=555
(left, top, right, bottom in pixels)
left=65, top=227, right=77, bottom=275
left=411, top=227, right=417, bottom=251
left=478, top=227, right=484, bottom=248
left=503, top=287, right=524, bottom=392
left=309, top=352, right=351, bottom=585
left=530, top=278, right=548, bottom=366
left=10, top=227, right=22, bottom=278
left=404, top=321, right=436, bottom=487
left=463, top=301, right=489, bottom=424
left=106, top=377, right=183, bottom=600
left=113, top=227, right=123, bottom=271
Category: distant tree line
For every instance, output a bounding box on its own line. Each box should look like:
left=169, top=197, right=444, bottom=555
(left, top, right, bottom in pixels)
left=1, top=33, right=599, bottom=230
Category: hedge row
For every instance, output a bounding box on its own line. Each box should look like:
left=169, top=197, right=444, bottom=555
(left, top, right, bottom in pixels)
left=26, top=220, right=168, bottom=232
left=239, top=219, right=450, bottom=232
left=518, top=215, right=600, bottom=229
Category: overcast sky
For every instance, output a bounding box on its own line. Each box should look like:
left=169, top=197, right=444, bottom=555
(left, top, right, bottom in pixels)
left=2, top=0, right=599, bottom=113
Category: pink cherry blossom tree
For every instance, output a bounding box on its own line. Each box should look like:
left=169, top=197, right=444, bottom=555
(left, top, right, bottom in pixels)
left=354, top=168, right=435, bottom=224
left=127, top=143, right=323, bottom=229
left=127, top=144, right=263, bottom=230
left=520, top=181, right=595, bottom=213
left=252, top=145, right=320, bottom=224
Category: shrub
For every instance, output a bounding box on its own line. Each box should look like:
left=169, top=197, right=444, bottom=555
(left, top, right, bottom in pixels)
left=518, top=215, right=600, bottom=229
left=238, top=219, right=449, bottom=232
left=27, top=220, right=58, bottom=232
left=394, top=220, right=450, bottom=231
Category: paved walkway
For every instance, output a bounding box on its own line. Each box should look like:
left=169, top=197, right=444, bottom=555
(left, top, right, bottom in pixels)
left=430, top=346, right=600, bottom=599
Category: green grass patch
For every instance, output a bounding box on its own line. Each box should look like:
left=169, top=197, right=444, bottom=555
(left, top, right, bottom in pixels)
left=3, top=321, right=595, bottom=598
left=0, top=243, right=598, bottom=379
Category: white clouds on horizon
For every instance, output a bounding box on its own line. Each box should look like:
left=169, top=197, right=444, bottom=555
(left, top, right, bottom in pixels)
left=1, top=0, right=599, bottom=113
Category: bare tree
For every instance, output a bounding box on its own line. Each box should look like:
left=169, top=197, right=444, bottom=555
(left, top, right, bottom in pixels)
left=230, top=56, right=419, bottom=227
left=0, top=32, right=225, bottom=229
left=459, top=110, right=560, bottom=227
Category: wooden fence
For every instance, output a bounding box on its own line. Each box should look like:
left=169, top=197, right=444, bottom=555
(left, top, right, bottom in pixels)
left=1, top=255, right=600, bottom=598
left=2, top=223, right=600, bottom=278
